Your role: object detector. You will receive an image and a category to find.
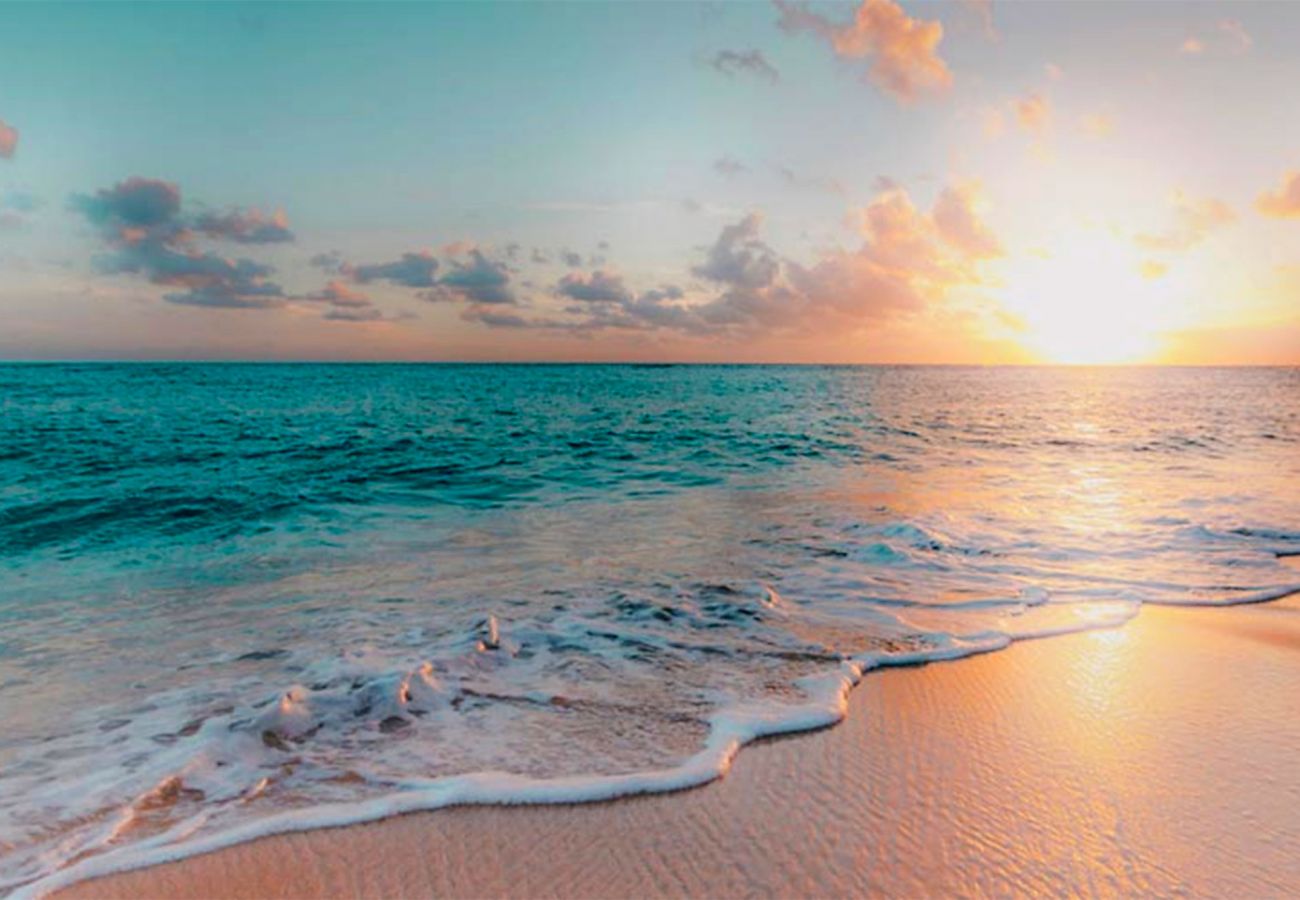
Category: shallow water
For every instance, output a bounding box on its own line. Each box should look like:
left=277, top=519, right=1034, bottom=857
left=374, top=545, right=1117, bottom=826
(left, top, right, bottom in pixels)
left=2, top=364, right=1298, bottom=894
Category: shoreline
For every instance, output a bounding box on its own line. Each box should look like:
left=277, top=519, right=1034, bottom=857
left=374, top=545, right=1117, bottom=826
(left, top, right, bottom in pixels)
left=51, top=594, right=1300, bottom=898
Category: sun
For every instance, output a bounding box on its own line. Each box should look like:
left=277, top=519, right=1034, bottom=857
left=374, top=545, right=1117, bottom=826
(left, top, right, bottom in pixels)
left=996, top=232, right=1179, bottom=364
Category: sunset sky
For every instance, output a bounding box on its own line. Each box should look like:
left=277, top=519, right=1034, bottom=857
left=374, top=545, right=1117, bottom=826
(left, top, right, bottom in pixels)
left=1, top=0, right=1297, bottom=363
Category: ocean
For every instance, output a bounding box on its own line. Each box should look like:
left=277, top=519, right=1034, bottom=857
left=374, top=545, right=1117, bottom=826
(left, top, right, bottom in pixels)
left=2, top=363, right=1298, bottom=894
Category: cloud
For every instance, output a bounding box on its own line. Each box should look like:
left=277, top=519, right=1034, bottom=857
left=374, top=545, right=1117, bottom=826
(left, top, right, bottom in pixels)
left=309, top=250, right=344, bottom=272
left=489, top=183, right=1001, bottom=339
left=461, top=307, right=535, bottom=329
left=348, top=251, right=440, bottom=287
left=709, top=49, right=781, bottom=83
left=424, top=249, right=515, bottom=305
left=161, top=273, right=283, bottom=309
left=193, top=208, right=294, bottom=244
left=556, top=269, right=633, bottom=304
left=690, top=212, right=781, bottom=291
left=441, top=240, right=476, bottom=257
left=700, top=185, right=999, bottom=334
left=931, top=182, right=1002, bottom=259
left=296, top=278, right=415, bottom=323
left=775, top=0, right=951, bottom=103
left=713, top=155, right=747, bottom=177
left=0, top=119, right=17, bottom=159
left=1135, top=191, right=1236, bottom=252
left=323, top=307, right=386, bottom=322
left=74, top=177, right=182, bottom=234
left=1256, top=171, right=1300, bottom=219
left=290, top=182, right=1002, bottom=342
left=1014, top=92, right=1051, bottom=133
left=71, top=177, right=289, bottom=309
left=299, top=279, right=373, bottom=309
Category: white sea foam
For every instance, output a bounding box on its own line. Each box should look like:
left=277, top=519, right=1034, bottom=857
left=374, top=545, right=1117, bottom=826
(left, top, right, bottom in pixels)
left=13, top=614, right=1120, bottom=900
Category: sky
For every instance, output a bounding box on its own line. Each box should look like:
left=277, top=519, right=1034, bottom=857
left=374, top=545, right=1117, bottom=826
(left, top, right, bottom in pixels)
left=1, top=0, right=1297, bottom=363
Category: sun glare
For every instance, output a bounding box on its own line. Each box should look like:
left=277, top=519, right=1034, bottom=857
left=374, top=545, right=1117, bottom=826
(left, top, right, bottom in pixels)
left=998, top=233, right=1179, bottom=364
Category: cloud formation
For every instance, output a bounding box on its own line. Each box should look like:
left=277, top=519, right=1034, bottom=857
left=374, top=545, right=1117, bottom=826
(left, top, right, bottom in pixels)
left=1134, top=191, right=1236, bottom=252
left=556, top=269, right=633, bottom=304
left=479, top=183, right=1002, bottom=339
left=709, top=49, right=781, bottom=83
left=932, top=182, right=1002, bottom=258
left=1256, top=171, right=1300, bottom=219
left=348, top=251, right=440, bottom=287
left=424, top=249, right=516, bottom=304
left=0, top=119, right=17, bottom=159
left=194, top=208, right=294, bottom=244
left=71, top=177, right=288, bottom=309
left=776, top=0, right=952, bottom=102
left=299, top=279, right=373, bottom=309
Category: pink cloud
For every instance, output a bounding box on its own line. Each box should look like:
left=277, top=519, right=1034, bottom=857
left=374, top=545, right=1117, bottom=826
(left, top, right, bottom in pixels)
left=932, top=182, right=1003, bottom=259
left=776, top=0, right=952, bottom=103
left=0, top=119, right=16, bottom=159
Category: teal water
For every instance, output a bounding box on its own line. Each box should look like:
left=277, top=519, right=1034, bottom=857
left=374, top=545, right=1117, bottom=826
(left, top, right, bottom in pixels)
left=2, top=364, right=1298, bottom=893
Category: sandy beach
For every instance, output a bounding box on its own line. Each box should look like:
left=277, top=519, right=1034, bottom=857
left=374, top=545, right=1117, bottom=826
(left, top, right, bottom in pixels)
left=57, top=589, right=1300, bottom=899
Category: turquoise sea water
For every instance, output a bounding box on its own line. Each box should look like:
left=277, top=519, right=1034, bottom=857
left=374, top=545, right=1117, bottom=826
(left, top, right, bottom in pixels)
left=2, top=364, right=1298, bottom=893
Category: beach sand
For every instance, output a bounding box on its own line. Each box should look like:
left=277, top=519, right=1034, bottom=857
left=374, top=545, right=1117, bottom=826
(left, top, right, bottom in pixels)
left=58, top=593, right=1300, bottom=898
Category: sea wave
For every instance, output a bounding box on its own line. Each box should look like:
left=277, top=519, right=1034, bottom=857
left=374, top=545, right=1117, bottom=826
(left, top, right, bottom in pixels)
left=2, top=364, right=1298, bottom=896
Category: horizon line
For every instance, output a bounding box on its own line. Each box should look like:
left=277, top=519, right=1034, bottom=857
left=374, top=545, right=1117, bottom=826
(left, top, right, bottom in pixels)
left=1, top=359, right=1296, bottom=368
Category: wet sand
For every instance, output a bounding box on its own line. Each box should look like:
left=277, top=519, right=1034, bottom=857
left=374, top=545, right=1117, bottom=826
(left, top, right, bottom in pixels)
left=58, top=596, right=1300, bottom=898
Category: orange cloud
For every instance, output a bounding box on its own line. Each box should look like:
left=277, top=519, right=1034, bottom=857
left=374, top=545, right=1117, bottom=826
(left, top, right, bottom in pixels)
left=1135, top=191, right=1236, bottom=252
left=776, top=0, right=952, bottom=103
left=1256, top=171, right=1300, bottom=219
left=1014, top=93, right=1051, bottom=133
left=0, top=119, right=17, bottom=159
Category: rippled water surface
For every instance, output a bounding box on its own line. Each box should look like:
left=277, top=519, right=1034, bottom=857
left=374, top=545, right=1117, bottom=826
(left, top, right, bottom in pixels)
left=2, top=364, right=1298, bottom=893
